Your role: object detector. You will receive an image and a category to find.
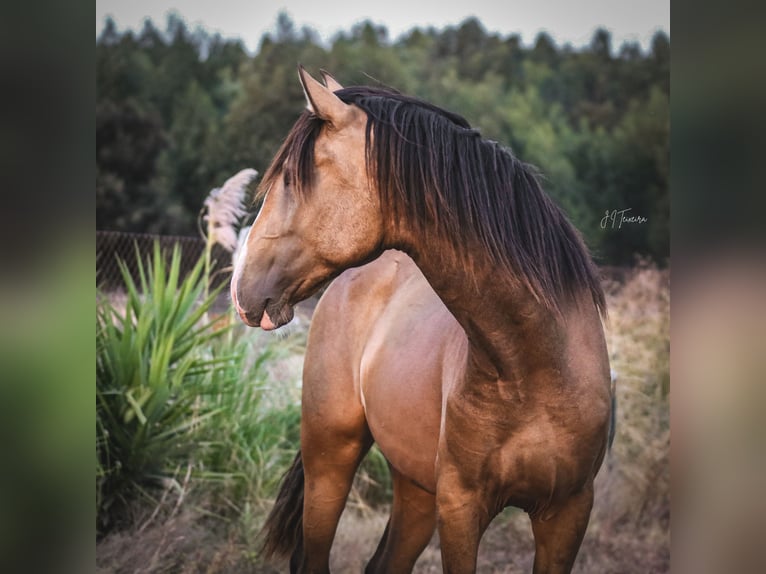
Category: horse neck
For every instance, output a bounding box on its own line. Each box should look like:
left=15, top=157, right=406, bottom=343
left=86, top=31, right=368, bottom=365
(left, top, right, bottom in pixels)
left=391, top=230, right=566, bottom=382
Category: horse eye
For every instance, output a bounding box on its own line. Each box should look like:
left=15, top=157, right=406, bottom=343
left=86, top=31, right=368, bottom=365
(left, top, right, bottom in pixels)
left=283, top=170, right=291, bottom=188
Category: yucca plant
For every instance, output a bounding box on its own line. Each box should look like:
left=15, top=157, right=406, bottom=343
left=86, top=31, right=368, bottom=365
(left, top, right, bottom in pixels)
left=97, top=243, right=232, bottom=532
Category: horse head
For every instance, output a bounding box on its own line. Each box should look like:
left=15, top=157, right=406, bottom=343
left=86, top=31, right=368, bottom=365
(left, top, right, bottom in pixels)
left=231, top=67, right=383, bottom=329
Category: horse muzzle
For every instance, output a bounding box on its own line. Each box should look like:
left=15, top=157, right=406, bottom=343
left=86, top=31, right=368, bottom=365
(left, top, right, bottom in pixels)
left=231, top=277, right=295, bottom=330
left=235, top=299, right=295, bottom=331
left=255, top=300, right=295, bottom=330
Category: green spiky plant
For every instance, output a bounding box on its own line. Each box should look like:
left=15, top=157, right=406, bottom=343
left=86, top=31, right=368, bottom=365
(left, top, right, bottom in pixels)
left=97, top=243, right=232, bottom=532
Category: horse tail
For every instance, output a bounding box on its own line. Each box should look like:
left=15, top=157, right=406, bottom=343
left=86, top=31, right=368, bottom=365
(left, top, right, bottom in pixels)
left=260, top=450, right=305, bottom=561
left=608, top=369, right=618, bottom=452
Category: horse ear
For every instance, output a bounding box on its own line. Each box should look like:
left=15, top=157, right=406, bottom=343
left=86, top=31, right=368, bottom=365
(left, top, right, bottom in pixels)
left=320, top=69, right=344, bottom=92
left=298, top=65, right=351, bottom=126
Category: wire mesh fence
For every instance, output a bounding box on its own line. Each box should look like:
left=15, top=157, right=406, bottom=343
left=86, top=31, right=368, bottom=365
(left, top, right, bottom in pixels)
left=97, top=230, right=635, bottom=314
left=96, top=230, right=233, bottom=295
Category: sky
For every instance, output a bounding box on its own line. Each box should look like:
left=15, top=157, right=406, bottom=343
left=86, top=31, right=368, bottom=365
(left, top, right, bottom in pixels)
left=96, top=0, right=669, bottom=54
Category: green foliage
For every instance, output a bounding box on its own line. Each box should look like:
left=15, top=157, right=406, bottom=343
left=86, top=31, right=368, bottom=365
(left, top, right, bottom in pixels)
left=96, top=241, right=308, bottom=535
left=195, top=326, right=304, bottom=508
left=96, top=13, right=669, bottom=264
left=96, top=243, right=230, bottom=530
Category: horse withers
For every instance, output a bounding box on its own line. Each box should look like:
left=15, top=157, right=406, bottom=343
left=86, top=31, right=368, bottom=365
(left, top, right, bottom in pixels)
left=230, top=67, right=612, bottom=574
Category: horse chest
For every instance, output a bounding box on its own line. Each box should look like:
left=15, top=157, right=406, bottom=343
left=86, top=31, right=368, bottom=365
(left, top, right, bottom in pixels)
left=441, top=389, right=592, bottom=509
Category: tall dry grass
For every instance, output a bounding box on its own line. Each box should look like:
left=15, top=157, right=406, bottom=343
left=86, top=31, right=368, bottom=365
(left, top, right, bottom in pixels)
left=576, top=262, right=670, bottom=572
left=593, top=263, right=670, bottom=526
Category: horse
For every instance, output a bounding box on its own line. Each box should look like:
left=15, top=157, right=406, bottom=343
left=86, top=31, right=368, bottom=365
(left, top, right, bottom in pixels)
left=230, top=66, right=612, bottom=574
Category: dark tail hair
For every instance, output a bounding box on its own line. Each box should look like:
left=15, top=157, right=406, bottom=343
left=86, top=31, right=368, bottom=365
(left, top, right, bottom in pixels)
left=608, top=370, right=618, bottom=452
left=260, top=451, right=305, bottom=561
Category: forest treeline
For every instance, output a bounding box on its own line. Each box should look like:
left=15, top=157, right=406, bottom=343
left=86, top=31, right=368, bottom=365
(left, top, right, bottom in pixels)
left=97, top=12, right=669, bottom=265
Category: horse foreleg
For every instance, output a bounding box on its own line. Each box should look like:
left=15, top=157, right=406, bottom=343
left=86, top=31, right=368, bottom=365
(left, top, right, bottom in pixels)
left=365, top=467, right=436, bottom=574
left=529, top=484, right=594, bottom=574
left=435, top=471, right=493, bottom=574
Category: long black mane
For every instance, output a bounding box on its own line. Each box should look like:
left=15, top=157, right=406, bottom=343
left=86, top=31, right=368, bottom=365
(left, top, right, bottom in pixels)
left=259, top=85, right=605, bottom=316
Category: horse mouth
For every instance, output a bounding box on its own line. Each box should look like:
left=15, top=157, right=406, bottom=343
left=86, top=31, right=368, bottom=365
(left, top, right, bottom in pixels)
left=239, top=301, right=295, bottom=331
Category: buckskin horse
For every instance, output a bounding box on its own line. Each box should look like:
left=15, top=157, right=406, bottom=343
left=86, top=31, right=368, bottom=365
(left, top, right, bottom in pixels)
left=230, top=67, right=612, bottom=573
